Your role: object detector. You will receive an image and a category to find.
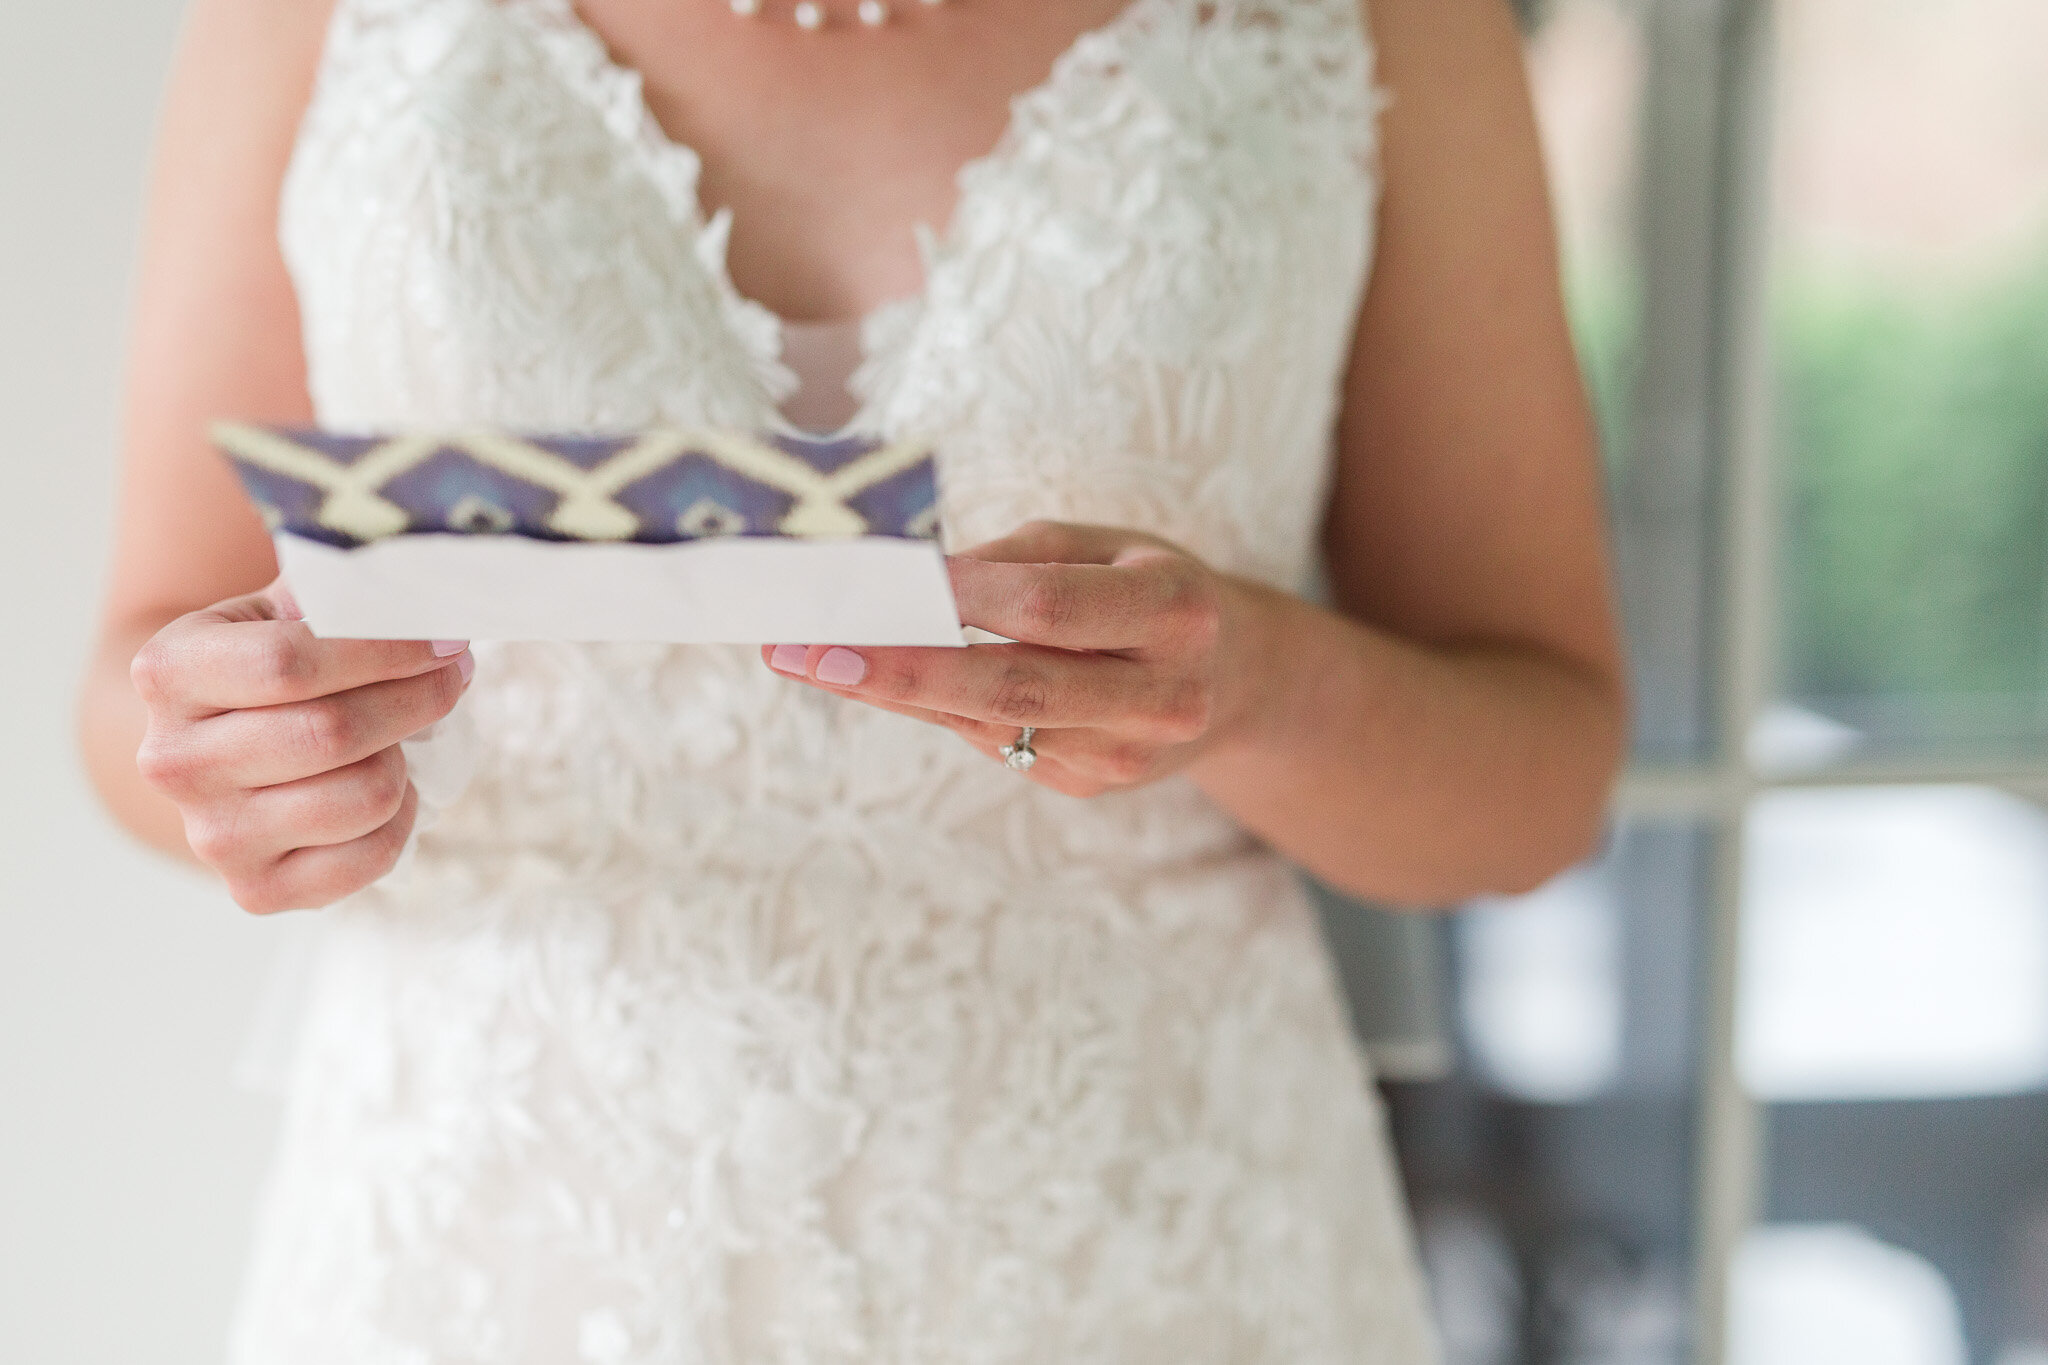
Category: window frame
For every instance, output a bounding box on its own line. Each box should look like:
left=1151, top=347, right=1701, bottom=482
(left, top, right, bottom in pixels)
left=1605, top=0, right=2048, bottom=1357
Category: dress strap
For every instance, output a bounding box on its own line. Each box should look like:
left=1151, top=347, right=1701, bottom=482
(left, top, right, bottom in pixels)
left=306, top=0, right=498, bottom=102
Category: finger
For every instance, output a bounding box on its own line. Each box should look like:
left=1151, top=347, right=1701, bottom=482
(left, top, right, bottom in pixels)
left=774, top=642, right=1138, bottom=736
left=953, top=520, right=1148, bottom=566
left=190, top=657, right=470, bottom=788
left=762, top=650, right=1006, bottom=740
left=190, top=747, right=411, bottom=871
left=232, top=782, right=420, bottom=914
left=807, top=683, right=993, bottom=738
left=267, top=579, right=303, bottom=623
left=135, top=612, right=466, bottom=714
left=178, top=579, right=293, bottom=628
left=913, top=709, right=1164, bottom=790
left=921, top=713, right=1159, bottom=791
left=946, top=557, right=1215, bottom=651
left=782, top=640, right=1194, bottom=734
left=788, top=680, right=1110, bottom=796
left=759, top=653, right=1126, bottom=796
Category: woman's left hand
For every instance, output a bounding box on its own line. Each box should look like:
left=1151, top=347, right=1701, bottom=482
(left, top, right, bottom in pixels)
left=760, top=521, right=1275, bottom=797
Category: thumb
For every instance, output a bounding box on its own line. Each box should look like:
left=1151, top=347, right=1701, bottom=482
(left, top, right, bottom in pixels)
left=265, top=577, right=303, bottom=622
left=199, top=576, right=302, bottom=627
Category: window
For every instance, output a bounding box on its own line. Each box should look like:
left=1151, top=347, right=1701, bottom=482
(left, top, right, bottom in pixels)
left=1330, top=1, right=2048, bottom=1360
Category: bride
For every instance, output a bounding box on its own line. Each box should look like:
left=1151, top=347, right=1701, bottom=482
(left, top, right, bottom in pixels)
left=79, top=0, right=1625, bottom=1358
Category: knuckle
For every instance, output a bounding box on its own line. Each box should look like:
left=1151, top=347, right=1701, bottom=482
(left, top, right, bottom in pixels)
left=184, top=814, right=238, bottom=869
left=134, top=731, right=196, bottom=794
left=873, top=655, right=922, bottom=702
left=1017, top=573, right=1079, bottom=637
left=292, top=697, right=356, bottom=764
left=356, top=750, right=410, bottom=825
left=248, top=632, right=311, bottom=699
left=988, top=665, right=1051, bottom=724
left=128, top=639, right=173, bottom=704
left=132, top=734, right=176, bottom=790
left=191, top=797, right=269, bottom=876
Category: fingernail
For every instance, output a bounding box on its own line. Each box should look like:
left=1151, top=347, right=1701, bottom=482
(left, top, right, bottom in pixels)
left=769, top=643, right=809, bottom=675
left=815, top=647, right=866, bottom=686
left=274, top=584, right=303, bottom=621
left=455, top=651, right=475, bottom=685
left=431, top=639, right=469, bottom=657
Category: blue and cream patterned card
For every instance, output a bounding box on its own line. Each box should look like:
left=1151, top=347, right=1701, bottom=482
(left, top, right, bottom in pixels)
left=210, top=422, right=962, bottom=645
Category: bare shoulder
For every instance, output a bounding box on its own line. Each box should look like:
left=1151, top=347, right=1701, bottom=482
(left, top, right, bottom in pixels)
left=1360, top=0, right=1545, bottom=186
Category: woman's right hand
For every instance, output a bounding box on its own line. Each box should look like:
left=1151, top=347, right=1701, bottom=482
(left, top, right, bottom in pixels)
left=129, top=578, right=473, bottom=913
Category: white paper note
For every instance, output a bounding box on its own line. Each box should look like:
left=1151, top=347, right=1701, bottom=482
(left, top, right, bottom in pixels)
left=277, top=532, right=965, bottom=645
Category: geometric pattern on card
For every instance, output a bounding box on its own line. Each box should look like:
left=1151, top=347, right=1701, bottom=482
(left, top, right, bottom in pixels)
left=210, top=422, right=943, bottom=548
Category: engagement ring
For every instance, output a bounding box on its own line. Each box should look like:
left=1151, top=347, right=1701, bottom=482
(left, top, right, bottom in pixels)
left=1000, top=726, right=1038, bottom=772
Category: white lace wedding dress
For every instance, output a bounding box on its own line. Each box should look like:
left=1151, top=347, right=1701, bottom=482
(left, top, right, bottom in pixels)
left=225, top=0, right=1441, bottom=1359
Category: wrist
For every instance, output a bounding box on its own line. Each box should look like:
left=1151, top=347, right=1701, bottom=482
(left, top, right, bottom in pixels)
left=1201, top=576, right=1331, bottom=763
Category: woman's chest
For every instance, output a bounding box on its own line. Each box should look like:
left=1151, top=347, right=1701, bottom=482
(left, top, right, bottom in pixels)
left=571, top=0, right=1135, bottom=322
left=283, top=0, right=1381, bottom=586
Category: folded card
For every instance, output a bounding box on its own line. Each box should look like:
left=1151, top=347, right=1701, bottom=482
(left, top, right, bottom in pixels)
left=211, top=422, right=964, bottom=645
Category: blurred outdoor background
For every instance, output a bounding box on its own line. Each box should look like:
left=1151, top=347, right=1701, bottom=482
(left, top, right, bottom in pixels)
left=3, top=0, right=2046, bottom=1362
left=1365, top=0, right=2048, bottom=1361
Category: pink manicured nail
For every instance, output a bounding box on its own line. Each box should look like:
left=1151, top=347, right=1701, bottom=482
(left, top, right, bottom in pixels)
left=431, top=639, right=469, bottom=657
left=815, top=647, right=867, bottom=686
left=455, top=651, right=475, bottom=685
left=769, top=643, right=809, bottom=675
left=273, top=584, right=303, bottom=621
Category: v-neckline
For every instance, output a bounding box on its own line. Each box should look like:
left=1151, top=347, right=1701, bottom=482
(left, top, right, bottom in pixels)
left=501, top=0, right=1162, bottom=434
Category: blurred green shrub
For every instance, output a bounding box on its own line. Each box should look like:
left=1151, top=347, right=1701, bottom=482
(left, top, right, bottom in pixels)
left=1776, top=250, right=2048, bottom=731
left=1568, top=244, right=2048, bottom=742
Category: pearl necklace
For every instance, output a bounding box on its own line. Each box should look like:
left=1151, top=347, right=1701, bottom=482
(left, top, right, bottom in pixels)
left=729, top=0, right=946, bottom=30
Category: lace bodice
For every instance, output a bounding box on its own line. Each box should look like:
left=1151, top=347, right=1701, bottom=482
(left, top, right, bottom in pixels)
left=227, top=0, right=1440, bottom=1360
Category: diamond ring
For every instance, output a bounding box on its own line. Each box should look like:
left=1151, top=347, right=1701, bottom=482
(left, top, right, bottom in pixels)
left=1000, top=726, right=1038, bottom=772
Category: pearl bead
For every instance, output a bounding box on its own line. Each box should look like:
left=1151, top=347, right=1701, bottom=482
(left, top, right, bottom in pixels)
left=729, top=0, right=761, bottom=12
left=857, top=0, right=887, bottom=23
left=793, top=1, right=825, bottom=27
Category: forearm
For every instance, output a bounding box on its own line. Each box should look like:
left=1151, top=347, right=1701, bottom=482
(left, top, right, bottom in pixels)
left=1188, top=582, right=1626, bottom=908
left=77, top=627, right=202, bottom=866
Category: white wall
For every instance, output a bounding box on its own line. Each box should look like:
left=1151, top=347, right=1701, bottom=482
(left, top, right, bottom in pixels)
left=0, top=6, right=303, bottom=1360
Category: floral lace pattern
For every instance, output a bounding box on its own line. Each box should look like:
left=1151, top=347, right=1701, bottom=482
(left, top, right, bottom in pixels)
left=228, top=0, right=1440, bottom=1359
